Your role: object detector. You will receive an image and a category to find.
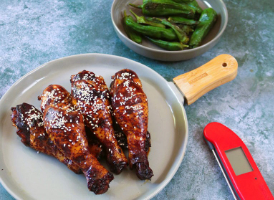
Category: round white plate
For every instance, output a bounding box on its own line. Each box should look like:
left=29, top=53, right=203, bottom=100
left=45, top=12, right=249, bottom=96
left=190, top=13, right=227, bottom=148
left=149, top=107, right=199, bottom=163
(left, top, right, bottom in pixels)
left=0, top=54, right=188, bottom=200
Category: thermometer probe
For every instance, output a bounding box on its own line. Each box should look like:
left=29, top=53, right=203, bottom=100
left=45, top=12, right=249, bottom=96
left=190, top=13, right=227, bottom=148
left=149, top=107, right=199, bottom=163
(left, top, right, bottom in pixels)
left=203, top=122, right=274, bottom=200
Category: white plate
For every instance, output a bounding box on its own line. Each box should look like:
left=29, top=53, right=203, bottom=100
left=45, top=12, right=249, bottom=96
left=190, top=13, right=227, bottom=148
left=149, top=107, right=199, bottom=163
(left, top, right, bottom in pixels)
left=0, top=54, right=188, bottom=200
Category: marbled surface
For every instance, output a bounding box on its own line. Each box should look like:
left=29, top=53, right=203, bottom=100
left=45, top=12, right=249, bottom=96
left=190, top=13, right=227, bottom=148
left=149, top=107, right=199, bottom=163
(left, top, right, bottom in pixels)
left=0, top=0, right=273, bottom=199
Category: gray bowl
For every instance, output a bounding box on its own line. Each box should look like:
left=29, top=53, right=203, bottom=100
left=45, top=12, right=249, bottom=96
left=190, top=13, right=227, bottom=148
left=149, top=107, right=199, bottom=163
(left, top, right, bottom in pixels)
left=111, top=0, right=228, bottom=61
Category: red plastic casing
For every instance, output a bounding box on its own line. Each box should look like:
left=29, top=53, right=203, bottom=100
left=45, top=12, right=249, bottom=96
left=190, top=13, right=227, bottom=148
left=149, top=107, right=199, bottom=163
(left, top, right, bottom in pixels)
left=204, top=122, right=274, bottom=200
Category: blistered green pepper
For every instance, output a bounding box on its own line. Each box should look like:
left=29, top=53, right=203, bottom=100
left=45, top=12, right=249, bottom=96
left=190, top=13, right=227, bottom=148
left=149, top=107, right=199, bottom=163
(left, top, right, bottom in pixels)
left=160, top=19, right=189, bottom=44
left=124, top=15, right=177, bottom=41
left=189, top=8, right=217, bottom=48
left=129, top=0, right=195, bottom=17
left=168, top=16, right=199, bottom=26
left=146, top=37, right=189, bottom=51
left=187, top=1, right=203, bottom=16
left=170, top=0, right=194, bottom=2
left=130, top=10, right=166, bottom=28
left=123, top=11, right=142, bottom=44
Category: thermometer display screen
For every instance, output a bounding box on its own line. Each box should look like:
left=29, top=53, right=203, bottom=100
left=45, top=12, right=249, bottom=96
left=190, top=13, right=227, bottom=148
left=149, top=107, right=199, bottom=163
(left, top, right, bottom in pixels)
left=225, top=147, right=253, bottom=176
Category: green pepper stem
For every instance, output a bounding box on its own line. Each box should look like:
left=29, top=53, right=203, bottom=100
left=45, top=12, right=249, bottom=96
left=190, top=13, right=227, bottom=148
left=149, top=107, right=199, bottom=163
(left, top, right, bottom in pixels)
left=180, top=43, right=189, bottom=48
left=130, top=9, right=166, bottom=28
left=129, top=3, right=142, bottom=9
left=130, top=10, right=140, bottom=20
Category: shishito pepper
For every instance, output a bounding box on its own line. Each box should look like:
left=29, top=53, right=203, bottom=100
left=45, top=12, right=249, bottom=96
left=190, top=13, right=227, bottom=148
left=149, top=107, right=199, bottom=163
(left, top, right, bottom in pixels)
left=123, top=11, right=142, bottom=44
left=124, top=15, right=177, bottom=41
left=129, top=0, right=195, bottom=17
left=170, top=0, right=194, bottom=2
left=160, top=19, right=189, bottom=44
left=189, top=8, right=217, bottom=48
left=168, top=16, right=199, bottom=26
left=146, top=37, right=189, bottom=51
left=130, top=10, right=166, bottom=28
left=187, top=0, right=203, bottom=16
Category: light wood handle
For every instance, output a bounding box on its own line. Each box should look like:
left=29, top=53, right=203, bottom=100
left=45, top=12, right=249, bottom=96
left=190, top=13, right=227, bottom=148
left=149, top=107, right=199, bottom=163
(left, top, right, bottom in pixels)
left=173, top=54, right=238, bottom=105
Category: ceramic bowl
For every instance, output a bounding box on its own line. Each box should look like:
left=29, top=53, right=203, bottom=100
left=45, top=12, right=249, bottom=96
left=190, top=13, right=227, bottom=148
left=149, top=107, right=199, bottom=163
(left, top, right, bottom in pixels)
left=111, top=0, right=228, bottom=61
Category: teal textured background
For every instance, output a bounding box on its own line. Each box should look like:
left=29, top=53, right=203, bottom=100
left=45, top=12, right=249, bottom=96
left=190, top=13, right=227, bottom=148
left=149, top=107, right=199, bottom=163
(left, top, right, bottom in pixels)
left=0, top=0, right=273, bottom=199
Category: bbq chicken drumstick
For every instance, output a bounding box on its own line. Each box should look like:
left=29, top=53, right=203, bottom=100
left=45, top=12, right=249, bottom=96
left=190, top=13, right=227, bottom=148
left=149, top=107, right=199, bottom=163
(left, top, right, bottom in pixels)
left=10, top=103, right=81, bottom=174
left=70, top=70, right=128, bottom=174
left=38, top=84, right=103, bottom=159
left=110, top=69, right=153, bottom=180
left=39, top=84, right=113, bottom=194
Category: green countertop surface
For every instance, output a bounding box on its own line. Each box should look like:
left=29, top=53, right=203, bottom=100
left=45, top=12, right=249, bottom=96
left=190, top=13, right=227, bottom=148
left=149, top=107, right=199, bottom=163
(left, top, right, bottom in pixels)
left=0, top=0, right=273, bottom=199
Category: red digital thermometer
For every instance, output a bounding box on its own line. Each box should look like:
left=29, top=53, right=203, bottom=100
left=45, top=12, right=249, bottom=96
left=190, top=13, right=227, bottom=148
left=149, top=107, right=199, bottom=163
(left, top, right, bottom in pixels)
left=203, top=122, right=274, bottom=200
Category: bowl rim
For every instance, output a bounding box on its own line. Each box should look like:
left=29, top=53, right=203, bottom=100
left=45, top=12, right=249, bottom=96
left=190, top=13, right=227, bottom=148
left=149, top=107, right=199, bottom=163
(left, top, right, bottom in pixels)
left=111, top=0, right=228, bottom=54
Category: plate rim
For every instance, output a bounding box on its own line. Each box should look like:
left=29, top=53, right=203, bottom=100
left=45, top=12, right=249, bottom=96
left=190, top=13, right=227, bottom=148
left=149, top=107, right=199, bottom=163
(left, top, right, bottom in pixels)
left=0, top=53, right=189, bottom=200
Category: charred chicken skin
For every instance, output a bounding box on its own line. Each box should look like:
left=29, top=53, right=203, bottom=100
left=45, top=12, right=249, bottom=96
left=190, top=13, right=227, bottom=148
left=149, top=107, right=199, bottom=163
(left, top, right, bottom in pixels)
left=110, top=69, right=153, bottom=180
left=85, top=126, right=104, bottom=160
left=10, top=103, right=81, bottom=174
left=39, top=84, right=113, bottom=194
left=113, top=118, right=151, bottom=153
left=70, top=70, right=128, bottom=174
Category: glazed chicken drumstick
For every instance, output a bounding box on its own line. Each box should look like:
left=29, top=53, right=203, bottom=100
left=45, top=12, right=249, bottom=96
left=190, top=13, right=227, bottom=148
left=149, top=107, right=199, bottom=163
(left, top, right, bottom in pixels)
left=70, top=70, right=128, bottom=174
left=10, top=103, right=81, bottom=174
left=39, top=84, right=103, bottom=159
left=110, top=69, right=153, bottom=180
left=113, top=118, right=151, bottom=152
left=39, top=84, right=113, bottom=194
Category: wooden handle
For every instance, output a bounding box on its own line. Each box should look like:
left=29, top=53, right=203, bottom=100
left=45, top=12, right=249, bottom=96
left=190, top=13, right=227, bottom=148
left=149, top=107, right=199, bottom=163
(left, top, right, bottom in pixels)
left=173, top=54, right=238, bottom=105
